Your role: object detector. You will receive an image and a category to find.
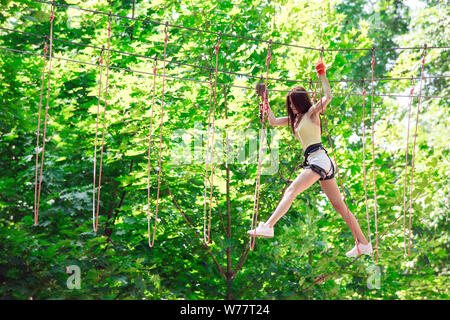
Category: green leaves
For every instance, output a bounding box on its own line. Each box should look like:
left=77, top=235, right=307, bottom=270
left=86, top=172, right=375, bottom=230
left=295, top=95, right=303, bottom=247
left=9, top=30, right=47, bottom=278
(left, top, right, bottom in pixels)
left=0, top=0, right=447, bottom=301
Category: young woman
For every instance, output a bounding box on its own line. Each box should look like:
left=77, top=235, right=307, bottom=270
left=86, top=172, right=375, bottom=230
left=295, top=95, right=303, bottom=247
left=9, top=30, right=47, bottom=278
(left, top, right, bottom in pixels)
left=247, top=60, right=372, bottom=258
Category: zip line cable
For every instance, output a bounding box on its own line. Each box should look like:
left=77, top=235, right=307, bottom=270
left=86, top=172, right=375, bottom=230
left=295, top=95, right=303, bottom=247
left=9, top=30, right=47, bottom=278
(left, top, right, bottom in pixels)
left=1, top=26, right=449, bottom=86
left=1, top=46, right=448, bottom=100
left=31, top=0, right=450, bottom=53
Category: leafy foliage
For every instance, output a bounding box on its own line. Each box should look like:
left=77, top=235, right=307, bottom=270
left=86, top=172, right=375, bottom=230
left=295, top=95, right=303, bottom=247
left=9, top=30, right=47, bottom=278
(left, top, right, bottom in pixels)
left=0, top=0, right=448, bottom=299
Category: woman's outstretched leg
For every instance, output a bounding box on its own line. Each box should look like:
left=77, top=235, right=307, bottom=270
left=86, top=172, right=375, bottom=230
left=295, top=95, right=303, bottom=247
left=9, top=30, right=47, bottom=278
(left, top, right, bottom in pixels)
left=319, top=178, right=369, bottom=245
left=265, top=169, right=321, bottom=228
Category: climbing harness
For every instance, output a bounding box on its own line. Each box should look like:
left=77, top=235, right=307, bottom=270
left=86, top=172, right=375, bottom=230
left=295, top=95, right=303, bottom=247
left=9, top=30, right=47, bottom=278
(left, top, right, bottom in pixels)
left=299, top=143, right=335, bottom=181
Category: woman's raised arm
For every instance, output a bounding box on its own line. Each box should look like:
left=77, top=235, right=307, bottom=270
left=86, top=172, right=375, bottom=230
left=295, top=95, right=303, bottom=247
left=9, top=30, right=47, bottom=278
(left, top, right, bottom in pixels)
left=310, top=60, right=332, bottom=115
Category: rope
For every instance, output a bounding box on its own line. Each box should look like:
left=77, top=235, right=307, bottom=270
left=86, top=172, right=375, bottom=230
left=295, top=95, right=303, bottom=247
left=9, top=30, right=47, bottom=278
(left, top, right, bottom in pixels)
left=92, top=13, right=112, bottom=232
left=309, top=78, right=318, bottom=103
left=1, top=44, right=447, bottom=100
left=34, top=39, right=48, bottom=226
left=370, top=47, right=379, bottom=262
left=203, top=70, right=214, bottom=243
left=361, top=79, right=374, bottom=262
left=407, top=45, right=427, bottom=255
left=31, top=0, right=450, bottom=52
left=34, top=2, right=55, bottom=226
left=203, top=32, right=221, bottom=245
left=3, top=24, right=447, bottom=87
left=92, top=48, right=104, bottom=231
left=148, top=23, right=169, bottom=247
left=249, top=40, right=272, bottom=251
left=316, top=50, right=360, bottom=255
left=402, top=77, right=415, bottom=256
left=258, top=93, right=301, bottom=185
left=147, top=57, right=158, bottom=247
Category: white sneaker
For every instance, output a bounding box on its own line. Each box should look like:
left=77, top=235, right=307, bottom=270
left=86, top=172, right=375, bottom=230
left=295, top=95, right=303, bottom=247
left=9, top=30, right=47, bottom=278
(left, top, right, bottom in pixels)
left=247, top=222, right=274, bottom=238
left=345, top=242, right=373, bottom=258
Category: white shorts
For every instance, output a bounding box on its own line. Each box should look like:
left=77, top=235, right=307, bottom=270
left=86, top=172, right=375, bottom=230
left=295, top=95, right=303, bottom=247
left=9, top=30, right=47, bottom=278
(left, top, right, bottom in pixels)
left=306, top=149, right=335, bottom=180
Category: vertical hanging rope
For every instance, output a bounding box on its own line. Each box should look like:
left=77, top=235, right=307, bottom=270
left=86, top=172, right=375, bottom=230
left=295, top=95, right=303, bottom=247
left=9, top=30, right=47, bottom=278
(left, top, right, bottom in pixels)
left=92, top=47, right=104, bottom=231
left=130, top=0, right=136, bottom=40
left=148, top=22, right=169, bottom=247
left=34, top=38, right=48, bottom=226
left=316, top=49, right=360, bottom=254
left=361, top=79, right=374, bottom=262
left=147, top=56, right=158, bottom=246
left=309, top=78, right=317, bottom=103
left=34, top=2, right=55, bottom=226
left=203, top=69, right=214, bottom=242
left=93, top=13, right=112, bottom=232
left=370, top=46, right=379, bottom=262
left=203, top=32, right=221, bottom=245
left=249, top=40, right=272, bottom=251
left=402, top=77, right=415, bottom=255
left=407, top=45, right=427, bottom=256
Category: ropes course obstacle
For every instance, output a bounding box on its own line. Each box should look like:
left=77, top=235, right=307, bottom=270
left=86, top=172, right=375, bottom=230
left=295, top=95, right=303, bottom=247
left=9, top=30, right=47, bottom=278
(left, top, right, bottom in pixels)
left=370, top=47, right=380, bottom=263
left=0, top=1, right=440, bottom=259
left=92, top=13, right=112, bottom=233
left=31, top=0, right=450, bottom=52
left=2, top=25, right=447, bottom=88
left=34, top=2, right=55, bottom=226
left=34, top=39, right=48, bottom=226
left=148, top=23, right=169, bottom=247
left=249, top=40, right=272, bottom=251
left=402, top=77, right=416, bottom=256
left=203, top=32, right=222, bottom=245
left=92, top=49, right=104, bottom=232
left=361, top=80, right=375, bottom=262
left=405, top=45, right=427, bottom=256
left=146, top=56, right=158, bottom=247
left=1, top=41, right=445, bottom=99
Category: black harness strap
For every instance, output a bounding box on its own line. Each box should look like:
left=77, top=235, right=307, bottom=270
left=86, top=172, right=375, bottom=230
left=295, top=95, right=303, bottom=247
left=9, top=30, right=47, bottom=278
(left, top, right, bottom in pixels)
left=301, top=143, right=335, bottom=181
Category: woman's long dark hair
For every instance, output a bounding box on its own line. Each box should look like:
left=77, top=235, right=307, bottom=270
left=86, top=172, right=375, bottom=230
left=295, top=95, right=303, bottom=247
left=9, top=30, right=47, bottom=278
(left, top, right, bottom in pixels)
left=286, top=86, right=322, bottom=136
